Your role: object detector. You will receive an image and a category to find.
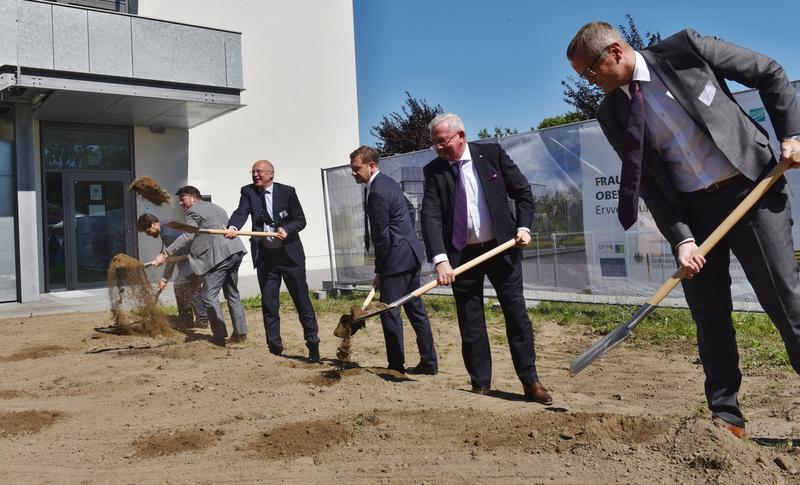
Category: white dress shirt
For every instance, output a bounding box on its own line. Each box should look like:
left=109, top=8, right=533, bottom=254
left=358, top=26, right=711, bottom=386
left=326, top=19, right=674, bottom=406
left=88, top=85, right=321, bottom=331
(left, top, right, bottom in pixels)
left=624, top=51, right=739, bottom=192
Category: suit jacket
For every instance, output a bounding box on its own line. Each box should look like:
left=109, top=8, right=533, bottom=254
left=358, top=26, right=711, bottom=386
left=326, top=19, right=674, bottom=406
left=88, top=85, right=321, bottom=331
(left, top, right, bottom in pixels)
left=227, top=182, right=307, bottom=267
left=367, top=172, right=424, bottom=276
left=159, top=219, right=194, bottom=280
left=597, top=28, right=800, bottom=247
left=420, top=142, right=534, bottom=264
left=165, top=200, right=246, bottom=275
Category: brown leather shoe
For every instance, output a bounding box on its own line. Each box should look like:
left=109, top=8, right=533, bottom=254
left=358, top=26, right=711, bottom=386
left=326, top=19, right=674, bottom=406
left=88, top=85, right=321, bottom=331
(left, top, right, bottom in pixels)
left=712, top=416, right=747, bottom=439
left=524, top=382, right=553, bottom=405
left=470, top=387, right=491, bottom=396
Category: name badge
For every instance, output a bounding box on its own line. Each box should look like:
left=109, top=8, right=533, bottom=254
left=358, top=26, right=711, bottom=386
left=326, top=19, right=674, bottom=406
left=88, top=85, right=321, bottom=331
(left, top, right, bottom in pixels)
left=698, top=81, right=716, bottom=106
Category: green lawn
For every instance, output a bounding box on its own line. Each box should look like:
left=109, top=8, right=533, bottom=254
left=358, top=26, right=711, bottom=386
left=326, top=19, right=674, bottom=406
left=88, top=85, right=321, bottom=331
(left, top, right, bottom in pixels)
left=168, top=291, right=789, bottom=370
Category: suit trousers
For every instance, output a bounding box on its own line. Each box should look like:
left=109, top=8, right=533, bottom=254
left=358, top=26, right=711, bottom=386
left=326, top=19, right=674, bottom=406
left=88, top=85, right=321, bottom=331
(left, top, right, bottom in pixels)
left=257, top=246, right=319, bottom=352
left=378, top=265, right=438, bottom=372
left=680, top=176, right=800, bottom=427
left=202, top=251, right=247, bottom=339
left=452, top=241, right=538, bottom=389
left=174, top=272, right=207, bottom=324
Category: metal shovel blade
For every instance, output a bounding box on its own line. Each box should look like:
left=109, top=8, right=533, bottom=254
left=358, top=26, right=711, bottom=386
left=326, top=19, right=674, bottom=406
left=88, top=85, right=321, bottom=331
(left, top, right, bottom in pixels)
left=569, top=303, right=656, bottom=376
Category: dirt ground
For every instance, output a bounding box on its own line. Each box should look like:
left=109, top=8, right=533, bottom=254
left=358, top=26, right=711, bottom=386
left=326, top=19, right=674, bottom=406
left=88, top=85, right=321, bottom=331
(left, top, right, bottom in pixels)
left=1, top=304, right=799, bottom=484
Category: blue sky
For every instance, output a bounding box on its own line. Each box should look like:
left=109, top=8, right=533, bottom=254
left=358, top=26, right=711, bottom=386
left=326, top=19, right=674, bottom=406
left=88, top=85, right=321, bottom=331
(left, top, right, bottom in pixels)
left=353, top=0, right=800, bottom=146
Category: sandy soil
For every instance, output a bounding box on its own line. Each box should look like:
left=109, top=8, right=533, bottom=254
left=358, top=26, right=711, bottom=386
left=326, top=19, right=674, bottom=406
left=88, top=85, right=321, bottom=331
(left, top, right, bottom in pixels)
left=1, top=304, right=799, bottom=484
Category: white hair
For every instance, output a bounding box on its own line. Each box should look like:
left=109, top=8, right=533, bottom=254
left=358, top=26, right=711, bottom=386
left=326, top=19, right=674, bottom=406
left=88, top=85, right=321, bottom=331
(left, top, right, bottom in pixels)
left=428, top=113, right=465, bottom=134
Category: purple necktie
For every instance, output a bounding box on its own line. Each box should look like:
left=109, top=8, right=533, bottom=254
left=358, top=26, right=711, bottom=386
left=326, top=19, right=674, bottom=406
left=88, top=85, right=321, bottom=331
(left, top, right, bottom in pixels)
left=618, top=81, right=645, bottom=230
left=451, top=160, right=468, bottom=251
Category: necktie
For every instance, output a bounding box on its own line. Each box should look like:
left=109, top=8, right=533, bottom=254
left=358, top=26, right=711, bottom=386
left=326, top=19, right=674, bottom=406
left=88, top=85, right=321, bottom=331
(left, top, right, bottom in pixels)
left=451, top=160, right=468, bottom=251
left=264, top=189, right=274, bottom=229
left=618, top=81, right=645, bottom=230
left=363, top=185, right=370, bottom=252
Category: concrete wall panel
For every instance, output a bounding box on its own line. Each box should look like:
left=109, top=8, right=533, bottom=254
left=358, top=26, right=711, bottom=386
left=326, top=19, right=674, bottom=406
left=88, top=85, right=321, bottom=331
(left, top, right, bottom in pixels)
left=87, top=10, right=132, bottom=77
left=53, top=6, right=90, bottom=72
left=18, top=1, right=54, bottom=69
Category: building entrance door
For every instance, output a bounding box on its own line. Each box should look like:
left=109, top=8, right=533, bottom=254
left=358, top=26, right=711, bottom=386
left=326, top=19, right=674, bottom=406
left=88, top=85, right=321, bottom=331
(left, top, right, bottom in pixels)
left=59, top=173, right=135, bottom=289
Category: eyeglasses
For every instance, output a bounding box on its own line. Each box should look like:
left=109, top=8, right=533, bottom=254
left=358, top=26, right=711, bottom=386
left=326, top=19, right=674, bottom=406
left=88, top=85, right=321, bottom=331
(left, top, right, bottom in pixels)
left=580, top=45, right=610, bottom=79
left=431, top=132, right=460, bottom=150
left=251, top=169, right=274, bottom=175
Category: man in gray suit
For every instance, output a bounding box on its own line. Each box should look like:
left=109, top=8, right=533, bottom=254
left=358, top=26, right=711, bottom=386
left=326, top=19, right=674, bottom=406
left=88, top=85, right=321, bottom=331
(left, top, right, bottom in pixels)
left=153, top=186, right=248, bottom=346
left=136, top=213, right=208, bottom=329
left=567, top=22, right=800, bottom=438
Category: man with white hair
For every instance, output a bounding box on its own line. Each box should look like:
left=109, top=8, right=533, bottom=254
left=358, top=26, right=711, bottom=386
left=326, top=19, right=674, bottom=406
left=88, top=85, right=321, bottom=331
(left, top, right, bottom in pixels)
left=420, top=113, right=552, bottom=405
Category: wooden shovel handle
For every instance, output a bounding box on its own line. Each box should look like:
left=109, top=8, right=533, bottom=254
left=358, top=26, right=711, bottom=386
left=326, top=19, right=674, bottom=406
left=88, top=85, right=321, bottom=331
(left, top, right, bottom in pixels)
left=410, top=238, right=518, bottom=298
left=361, top=286, right=377, bottom=310
left=201, top=228, right=280, bottom=237
left=649, top=153, right=800, bottom=305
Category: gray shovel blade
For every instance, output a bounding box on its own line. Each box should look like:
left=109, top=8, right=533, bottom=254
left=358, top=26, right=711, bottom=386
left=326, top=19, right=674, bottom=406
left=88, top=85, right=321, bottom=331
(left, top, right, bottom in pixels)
left=569, top=303, right=656, bottom=376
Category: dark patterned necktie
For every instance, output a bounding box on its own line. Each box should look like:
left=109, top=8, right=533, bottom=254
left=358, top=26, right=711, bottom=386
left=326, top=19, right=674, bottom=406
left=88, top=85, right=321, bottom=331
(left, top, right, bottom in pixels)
left=451, top=160, right=468, bottom=251
left=618, top=81, right=645, bottom=230
left=363, top=185, right=370, bottom=252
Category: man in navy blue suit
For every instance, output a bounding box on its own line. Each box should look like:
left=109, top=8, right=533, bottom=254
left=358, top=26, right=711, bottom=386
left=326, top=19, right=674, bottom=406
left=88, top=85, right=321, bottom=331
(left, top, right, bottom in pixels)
left=225, top=160, right=320, bottom=363
left=349, top=146, right=438, bottom=374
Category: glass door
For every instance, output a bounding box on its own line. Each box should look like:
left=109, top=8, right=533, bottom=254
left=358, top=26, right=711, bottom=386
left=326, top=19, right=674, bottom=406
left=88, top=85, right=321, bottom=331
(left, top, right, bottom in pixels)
left=63, top=173, right=135, bottom=289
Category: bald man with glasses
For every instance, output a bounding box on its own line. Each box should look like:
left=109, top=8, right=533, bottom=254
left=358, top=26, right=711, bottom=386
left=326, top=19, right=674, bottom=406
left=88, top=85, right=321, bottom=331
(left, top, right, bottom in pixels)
left=225, top=160, right=321, bottom=363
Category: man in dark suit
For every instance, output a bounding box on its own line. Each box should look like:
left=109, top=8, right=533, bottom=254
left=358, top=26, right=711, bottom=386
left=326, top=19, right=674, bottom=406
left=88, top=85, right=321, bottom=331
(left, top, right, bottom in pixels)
left=225, top=160, right=320, bottom=363
left=420, top=113, right=552, bottom=404
left=153, top=186, right=248, bottom=346
left=349, top=145, right=438, bottom=374
left=136, top=213, right=208, bottom=328
left=567, top=21, right=800, bottom=438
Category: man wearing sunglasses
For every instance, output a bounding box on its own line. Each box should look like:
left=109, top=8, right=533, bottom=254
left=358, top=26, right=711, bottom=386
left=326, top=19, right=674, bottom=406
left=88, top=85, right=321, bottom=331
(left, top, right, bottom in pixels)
left=567, top=21, right=800, bottom=439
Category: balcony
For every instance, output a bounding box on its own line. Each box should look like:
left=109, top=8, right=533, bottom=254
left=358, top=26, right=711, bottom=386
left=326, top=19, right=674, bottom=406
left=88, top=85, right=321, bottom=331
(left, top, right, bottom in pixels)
left=0, top=0, right=243, bottom=128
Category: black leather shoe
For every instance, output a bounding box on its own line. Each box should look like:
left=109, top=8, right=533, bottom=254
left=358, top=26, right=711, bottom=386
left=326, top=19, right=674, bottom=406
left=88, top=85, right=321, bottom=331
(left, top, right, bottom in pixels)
left=408, top=361, right=438, bottom=375
left=268, top=345, right=283, bottom=356
left=307, top=343, right=320, bottom=364
left=209, top=336, right=226, bottom=347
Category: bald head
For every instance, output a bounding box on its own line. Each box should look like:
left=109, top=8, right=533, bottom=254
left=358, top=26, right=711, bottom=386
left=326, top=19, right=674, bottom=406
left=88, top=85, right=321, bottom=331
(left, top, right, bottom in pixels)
left=251, top=159, right=275, bottom=189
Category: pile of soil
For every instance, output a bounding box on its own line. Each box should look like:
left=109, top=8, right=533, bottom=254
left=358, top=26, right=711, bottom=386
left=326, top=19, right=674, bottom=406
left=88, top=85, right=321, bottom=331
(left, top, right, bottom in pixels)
left=106, top=253, right=174, bottom=337
left=128, top=176, right=171, bottom=205
left=0, top=410, right=63, bottom=436
left=133, top=428, right=219, bottom=458
left=333, top=302, right=391, bottom=363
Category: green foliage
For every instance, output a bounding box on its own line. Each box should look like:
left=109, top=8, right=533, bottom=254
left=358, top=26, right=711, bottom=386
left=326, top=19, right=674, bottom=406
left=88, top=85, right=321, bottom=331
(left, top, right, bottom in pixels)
left=370, top=92, right=443, bottom=156
left=477, top=126, right=519, bottom=139
left=536, top=111, right=589, bottom=130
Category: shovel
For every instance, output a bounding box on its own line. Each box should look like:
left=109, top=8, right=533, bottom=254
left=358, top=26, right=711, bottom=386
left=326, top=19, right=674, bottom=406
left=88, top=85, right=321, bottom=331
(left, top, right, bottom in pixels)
left=143, top=255, right=188, bottom=268
left=361, top=286, right=377, bottom=310
left=349, top=238, right=518, bottom=325
left=165, top=220, right=279, bottom=238
left=570, top=154, right=800, bottom=376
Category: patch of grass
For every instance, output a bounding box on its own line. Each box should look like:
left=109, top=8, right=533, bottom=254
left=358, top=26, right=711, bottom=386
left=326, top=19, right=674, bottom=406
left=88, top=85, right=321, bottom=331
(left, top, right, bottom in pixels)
left=532, top=301, right=789, bottom=370
left=490, top=333, right=508, bottom=345
left=351, top=412, right=377, bottom=427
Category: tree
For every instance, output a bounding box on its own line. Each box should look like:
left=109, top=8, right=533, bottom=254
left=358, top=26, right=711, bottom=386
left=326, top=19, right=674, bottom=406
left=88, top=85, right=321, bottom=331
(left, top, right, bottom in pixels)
left=477, top=126, right=519, bottom=139
left=541, top=15, right=662, bottom=127
left=370, top=92, right=443, bottom=156
left=536, top=111, right=587, bottom=130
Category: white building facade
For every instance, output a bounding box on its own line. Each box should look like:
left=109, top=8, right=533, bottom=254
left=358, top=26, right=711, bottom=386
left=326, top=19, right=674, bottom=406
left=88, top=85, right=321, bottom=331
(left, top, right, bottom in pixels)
left=0, top=0, right=358, bottom=303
